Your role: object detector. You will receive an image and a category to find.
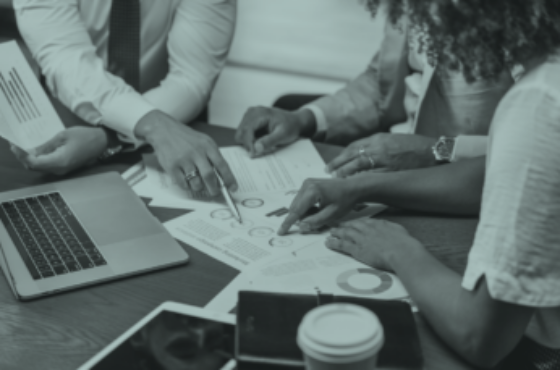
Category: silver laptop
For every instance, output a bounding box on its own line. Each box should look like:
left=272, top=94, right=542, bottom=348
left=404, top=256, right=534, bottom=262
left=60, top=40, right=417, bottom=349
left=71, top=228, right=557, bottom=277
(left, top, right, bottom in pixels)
left=0, top=172, right=189, bottom=300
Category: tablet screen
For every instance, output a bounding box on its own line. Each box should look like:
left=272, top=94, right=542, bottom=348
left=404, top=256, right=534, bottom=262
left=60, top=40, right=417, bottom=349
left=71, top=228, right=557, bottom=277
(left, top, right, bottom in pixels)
left=91, top=310, right=235, bottom=370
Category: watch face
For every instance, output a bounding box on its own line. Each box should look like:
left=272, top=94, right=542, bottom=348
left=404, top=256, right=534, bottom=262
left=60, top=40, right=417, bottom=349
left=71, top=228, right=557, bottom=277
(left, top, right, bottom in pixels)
left=434, top=137, right=454, bottom=162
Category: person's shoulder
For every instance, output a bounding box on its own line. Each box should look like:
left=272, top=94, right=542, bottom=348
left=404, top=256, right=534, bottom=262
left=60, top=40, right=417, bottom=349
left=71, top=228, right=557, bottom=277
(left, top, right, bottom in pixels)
left=511, top=56, right=560, bottom=101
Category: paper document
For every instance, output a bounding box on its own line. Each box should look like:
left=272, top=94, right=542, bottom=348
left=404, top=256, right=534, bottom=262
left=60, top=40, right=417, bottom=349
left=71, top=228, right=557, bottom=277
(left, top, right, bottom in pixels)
left=0, top=41, right=64, bottom=150
left=144, top=139, right=328, bottom=203
left=206, top=241, right=408, bottom=313
left=164, top=203, right=326, bottom=271
left=221, top=140, right=327, bottom=194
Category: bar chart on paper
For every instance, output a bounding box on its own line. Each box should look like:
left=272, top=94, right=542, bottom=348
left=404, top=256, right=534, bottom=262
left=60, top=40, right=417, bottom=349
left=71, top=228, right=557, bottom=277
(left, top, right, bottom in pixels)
left=0, top=41, right=64, bottom=150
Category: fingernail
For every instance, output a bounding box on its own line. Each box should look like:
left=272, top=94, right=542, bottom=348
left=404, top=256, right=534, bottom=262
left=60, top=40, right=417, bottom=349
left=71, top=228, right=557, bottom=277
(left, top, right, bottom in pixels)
left=254, top=142, right=264, bottom=155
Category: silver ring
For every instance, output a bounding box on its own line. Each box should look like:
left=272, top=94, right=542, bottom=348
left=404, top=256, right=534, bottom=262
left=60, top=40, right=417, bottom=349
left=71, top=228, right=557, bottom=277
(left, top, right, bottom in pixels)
left=184, top=169, right=199, bottom=182
left=358, top=147, right=366, bottom=156
left=367, top=155, right=375, bottom=169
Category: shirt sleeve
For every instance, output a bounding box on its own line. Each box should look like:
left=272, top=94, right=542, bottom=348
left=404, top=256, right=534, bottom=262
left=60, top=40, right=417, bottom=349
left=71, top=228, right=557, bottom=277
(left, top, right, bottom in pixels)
left=451, top=135, right=488, bottom=162
left=462, top=87, right=560, bottom=307
left=14, top=0, right=155, bottom=146
left=141, top=0, right=236, bottom=124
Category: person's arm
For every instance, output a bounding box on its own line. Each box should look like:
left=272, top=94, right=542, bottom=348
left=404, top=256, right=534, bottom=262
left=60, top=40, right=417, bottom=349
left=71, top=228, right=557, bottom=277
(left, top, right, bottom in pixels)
left=326, top=219, right=533, bottom=369
left=359, top=156, right=485, bottom=215
left=141, top=0, right=236, bottom=124
left=304, top=16, right=410, bottom=146
left=278, top=157, right=484, bottom=235
left=14, top=0, right=155, bottom=145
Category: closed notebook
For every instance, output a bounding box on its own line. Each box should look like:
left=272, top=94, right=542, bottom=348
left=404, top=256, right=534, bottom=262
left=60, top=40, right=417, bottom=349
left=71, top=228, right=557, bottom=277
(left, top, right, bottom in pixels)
left=236, top=291, right=423, bottom=370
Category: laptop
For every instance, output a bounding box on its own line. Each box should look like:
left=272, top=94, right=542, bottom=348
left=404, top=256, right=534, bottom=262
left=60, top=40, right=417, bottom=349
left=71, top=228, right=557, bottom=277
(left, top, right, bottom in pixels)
left=0, top=172, right=189, bottom=300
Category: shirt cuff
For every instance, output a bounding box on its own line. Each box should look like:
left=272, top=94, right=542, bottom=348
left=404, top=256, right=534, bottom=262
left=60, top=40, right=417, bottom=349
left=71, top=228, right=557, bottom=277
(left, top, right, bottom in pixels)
left=101, top=92, right=157, bottom=149
left=451, top=135, right=488, bottom=162
left=300, top=104, right=328, bottom=134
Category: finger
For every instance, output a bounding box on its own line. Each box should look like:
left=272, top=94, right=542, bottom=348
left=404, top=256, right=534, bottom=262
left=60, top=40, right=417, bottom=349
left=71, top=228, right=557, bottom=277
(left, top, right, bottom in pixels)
left=172, top=167, right=190, bottom=191
left=182, top=166, right=205, bottom=194
left=34, top=132, right=65, bottom=156
left=195, top=158, right=220, bottom=198
left=330, top=226, right=362, bottom=244
left=278, top=183, right=321, bottom=235
left=325, top=236, right=356, bottom=256
left=326, top=146, right=359, bottom=174
left=207, top=149, right=238, bottom=192
left=235, top=109, right=269, bottom=154
left=10, top=144, right=29, bottom=164
left=299, top=204, right=339, bottom=231
left=24, top=150, right=67, bottom=175
left=253, top=124, right=288, bottom=156
left=332, top=155, right=371, bottom=178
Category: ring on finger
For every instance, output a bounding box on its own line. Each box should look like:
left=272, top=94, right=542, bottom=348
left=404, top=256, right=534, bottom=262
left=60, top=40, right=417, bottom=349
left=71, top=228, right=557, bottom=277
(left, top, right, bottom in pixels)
left=184, top=169, right=199, bottom=182
left=366, top=155, right=375, bottom=169
left=358, top=146, right=366, bottom=157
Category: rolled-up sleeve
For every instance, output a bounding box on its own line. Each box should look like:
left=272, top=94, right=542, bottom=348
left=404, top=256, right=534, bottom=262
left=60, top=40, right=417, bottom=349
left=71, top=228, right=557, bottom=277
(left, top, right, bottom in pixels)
left=14, top=0, right=155, bottom=144
left=142, top=0, right=236, bottom=124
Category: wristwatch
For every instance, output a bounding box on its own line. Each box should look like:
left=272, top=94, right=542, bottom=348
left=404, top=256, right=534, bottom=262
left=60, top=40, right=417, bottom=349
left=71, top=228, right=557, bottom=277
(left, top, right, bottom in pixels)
left=98, top=127, right=124, bottom=162
left=432, top=136, right=456, bottom=163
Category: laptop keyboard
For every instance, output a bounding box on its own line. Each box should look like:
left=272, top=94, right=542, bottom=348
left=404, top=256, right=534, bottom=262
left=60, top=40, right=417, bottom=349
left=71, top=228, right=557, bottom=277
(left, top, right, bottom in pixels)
left=0, top=192, right=106, bottom=280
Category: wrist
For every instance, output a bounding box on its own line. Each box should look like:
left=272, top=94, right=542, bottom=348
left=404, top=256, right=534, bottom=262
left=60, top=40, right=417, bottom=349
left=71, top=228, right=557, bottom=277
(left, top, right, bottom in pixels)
left=294, top=109, right=317, bottom=138
left=133, top=110, right=176, bottom=144
left=388, top=238, right=426, bottom=274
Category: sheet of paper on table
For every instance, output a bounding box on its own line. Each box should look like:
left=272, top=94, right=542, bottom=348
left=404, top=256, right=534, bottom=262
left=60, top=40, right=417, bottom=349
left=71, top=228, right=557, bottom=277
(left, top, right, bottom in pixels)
left=205, top=240, right=409, bottom=313
left=164, top=201, right=327, bottom=271
left=0, top=41, right=65, bottom=151
left=143, top=139, right=328, bottom=203
left=163, top=189, right=387, bottom=271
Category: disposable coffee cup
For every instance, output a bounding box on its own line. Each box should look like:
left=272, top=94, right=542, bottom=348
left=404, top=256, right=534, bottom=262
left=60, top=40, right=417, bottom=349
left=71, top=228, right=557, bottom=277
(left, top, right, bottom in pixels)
left=297, top=303, right=384, bottom=370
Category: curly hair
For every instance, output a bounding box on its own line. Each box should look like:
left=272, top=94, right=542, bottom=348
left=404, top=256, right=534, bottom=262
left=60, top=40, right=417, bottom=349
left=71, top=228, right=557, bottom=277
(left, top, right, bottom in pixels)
left=365, top=0, right=560, bottom=82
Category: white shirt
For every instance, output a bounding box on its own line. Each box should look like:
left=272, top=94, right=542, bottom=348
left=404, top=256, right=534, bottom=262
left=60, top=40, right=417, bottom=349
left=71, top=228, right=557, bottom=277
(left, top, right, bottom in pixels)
left=462, top=54, right=560, bottom=349
left=13, top=0, right=237, bottom=146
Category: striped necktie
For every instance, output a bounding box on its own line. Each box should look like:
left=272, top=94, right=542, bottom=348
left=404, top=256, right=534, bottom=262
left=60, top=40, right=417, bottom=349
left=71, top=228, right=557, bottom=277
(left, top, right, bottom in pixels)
left=108, top=0, right=141, bottom=91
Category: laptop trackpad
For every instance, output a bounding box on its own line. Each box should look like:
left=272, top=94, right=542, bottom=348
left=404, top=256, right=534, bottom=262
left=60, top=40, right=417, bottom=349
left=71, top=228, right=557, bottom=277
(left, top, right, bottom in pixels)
left=70, top=195, right=163, bottom=247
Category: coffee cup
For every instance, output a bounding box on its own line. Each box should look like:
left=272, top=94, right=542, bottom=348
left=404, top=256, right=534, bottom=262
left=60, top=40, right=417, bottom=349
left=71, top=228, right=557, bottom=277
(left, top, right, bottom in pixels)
left=297, top=303, right=384, bottom=370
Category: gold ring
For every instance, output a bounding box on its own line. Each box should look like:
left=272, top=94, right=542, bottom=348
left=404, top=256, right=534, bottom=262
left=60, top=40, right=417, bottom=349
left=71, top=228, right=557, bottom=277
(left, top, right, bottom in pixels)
left=185, top=170, right=199, bottom=182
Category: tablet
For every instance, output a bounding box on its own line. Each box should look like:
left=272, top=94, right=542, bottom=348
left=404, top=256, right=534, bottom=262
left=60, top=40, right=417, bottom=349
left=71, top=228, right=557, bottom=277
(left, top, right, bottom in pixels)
left=79, top=301, right=236, bottom=370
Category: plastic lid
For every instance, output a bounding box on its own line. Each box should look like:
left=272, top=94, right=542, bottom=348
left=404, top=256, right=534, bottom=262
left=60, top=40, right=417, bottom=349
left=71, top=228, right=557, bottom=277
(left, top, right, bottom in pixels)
left=297, top=303, right=384, bottom=364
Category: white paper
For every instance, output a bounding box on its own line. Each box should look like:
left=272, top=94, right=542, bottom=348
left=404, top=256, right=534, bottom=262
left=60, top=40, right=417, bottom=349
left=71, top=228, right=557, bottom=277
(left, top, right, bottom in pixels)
left=0, top=41, right=64, bottom=150
left=164, top=203, right=326, bottom=271
left=220, top=139, right=328, bottom=194
left=206, top=241, right=409, bottom=313
left=143, top=139, right=329, bottom=203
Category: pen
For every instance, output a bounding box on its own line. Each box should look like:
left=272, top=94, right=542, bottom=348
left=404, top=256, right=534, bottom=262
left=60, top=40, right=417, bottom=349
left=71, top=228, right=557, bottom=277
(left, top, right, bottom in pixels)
left=214, top=168, right=242, bottom=223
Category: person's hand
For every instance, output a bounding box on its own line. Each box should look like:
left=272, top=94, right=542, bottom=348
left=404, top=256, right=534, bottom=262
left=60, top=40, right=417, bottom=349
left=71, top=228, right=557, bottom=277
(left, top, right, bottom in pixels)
left=10, top=126, right=108, bottom=175
left=278, top=177, right=361, bottom=235
left=326, top=218, right=423, bottom=271
left=326, top=133, right=439, bottom=177
left=135, top=110, right=238, bottom=198
left=235, top=106, right=316, bottom=157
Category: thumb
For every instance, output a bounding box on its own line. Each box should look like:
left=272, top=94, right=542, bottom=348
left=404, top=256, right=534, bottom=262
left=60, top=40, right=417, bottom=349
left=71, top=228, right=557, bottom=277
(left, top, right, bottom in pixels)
left=254, top=125, right=290, bottom=156
left=34, top=132, right=65, bottom=156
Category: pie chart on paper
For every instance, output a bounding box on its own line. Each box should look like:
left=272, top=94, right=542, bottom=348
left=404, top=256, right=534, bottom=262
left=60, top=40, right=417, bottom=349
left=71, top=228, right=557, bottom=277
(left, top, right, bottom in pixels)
left=336, top=268, right=393, bottom=295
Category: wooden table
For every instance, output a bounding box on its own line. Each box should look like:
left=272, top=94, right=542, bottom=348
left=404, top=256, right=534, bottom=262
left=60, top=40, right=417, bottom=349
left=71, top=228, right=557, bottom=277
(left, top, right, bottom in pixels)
left=0, top=120, right=480, bottom=370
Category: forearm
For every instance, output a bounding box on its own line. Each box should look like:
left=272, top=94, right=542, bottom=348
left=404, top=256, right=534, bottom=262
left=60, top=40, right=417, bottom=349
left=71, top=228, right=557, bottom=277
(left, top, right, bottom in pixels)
left=390, top=245, right=530, bottom=368
left=355, top=156, right=485, bottom=215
